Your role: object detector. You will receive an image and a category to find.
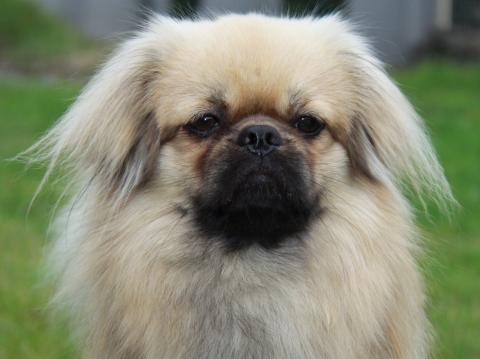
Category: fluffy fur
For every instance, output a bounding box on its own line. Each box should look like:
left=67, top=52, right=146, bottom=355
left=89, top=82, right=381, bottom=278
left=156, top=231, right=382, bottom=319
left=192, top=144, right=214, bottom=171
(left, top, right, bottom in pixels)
left=28, top=14, right=452, bottom=358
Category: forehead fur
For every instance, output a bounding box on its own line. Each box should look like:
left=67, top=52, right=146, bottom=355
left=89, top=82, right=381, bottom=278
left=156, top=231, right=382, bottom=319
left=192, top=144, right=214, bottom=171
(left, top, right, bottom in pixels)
left=151, top=14, right=369, bottom=128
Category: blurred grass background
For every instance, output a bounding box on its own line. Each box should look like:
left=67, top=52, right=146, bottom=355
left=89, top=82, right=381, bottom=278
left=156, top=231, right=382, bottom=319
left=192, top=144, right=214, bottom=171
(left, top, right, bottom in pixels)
left=0, top=0, right=479, bottom=358
left=0, top=0, right=104, bottom=75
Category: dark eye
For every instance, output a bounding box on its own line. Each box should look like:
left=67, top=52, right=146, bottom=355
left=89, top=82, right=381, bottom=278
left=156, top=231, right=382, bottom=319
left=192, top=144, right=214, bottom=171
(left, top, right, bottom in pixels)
left=294, top=115, right=325, bottom=136
left=185, top=114, right=220, bottom=137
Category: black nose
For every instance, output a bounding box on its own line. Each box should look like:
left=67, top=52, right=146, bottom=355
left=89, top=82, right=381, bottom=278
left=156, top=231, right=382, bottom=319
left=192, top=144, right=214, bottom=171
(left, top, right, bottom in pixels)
left=237, top=125, right=283, bottom=157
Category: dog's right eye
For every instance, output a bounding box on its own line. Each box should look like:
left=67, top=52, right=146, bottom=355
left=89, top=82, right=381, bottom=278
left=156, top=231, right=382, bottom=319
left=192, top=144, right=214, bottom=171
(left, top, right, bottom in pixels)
left=185, top=114, right=220, bottom=137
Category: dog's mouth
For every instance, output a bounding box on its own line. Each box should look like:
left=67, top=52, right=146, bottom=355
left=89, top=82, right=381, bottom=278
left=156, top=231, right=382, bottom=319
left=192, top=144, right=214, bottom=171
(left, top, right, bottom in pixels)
left=228, top=170, right=284, bottom=208
left=192, top=155, right=319, bottom=250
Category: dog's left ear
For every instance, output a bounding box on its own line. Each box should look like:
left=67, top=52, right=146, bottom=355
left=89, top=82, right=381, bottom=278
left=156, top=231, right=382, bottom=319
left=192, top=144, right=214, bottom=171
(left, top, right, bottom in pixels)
left=27, top=17, right=178, bottom=202
left=341, top=34, right=454, bottom=207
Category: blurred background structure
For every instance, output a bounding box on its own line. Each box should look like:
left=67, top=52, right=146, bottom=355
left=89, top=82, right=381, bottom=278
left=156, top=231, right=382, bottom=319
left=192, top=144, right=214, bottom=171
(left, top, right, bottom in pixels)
left=0, top=1, right=479, bottom=358
left=31, top=0, right=480, bottom=65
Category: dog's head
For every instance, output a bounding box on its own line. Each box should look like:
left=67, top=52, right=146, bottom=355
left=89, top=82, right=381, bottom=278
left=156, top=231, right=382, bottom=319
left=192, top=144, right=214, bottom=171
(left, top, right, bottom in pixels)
left=32, top=14, right=452, bottom=250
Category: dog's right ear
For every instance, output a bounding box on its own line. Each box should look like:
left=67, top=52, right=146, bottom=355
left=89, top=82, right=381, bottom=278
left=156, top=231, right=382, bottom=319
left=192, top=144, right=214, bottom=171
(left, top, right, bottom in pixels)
left=26, top=17, right=178, bottom=203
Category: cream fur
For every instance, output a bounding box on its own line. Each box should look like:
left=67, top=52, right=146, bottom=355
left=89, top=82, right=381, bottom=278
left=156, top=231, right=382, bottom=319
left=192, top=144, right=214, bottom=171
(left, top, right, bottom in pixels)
left=28, top=14, right=452, bottom=358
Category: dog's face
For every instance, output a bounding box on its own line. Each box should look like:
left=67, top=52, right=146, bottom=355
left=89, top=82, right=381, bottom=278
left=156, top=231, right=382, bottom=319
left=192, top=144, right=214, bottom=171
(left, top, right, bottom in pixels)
left=41, top=14, right=451, bottom=252
left=153, top=16, right=365, bottom=249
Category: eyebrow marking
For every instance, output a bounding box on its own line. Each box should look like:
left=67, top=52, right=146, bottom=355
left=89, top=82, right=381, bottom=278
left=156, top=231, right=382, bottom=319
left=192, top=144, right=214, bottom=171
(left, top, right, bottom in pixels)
left=207, top=91, right=226, bottom=108
left=288, top=89, right=311, bottom=115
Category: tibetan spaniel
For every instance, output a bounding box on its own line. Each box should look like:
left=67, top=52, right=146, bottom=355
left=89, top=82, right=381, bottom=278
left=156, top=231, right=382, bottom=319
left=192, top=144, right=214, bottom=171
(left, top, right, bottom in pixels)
left=29, top=13, right=453, bottom=359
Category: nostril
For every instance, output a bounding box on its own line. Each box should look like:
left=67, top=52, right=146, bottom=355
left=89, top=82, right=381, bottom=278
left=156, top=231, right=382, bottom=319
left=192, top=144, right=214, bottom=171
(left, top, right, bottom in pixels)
left=247, top=131, right=258, bottom=146
left=265, top=132, right=272, bottom=145
left=266, top=130, right=282, bottom=146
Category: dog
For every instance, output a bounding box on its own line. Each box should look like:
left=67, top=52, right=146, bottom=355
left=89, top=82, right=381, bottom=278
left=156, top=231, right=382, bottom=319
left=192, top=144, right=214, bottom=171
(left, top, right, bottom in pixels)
left=29, top=13, right=453, bottom=358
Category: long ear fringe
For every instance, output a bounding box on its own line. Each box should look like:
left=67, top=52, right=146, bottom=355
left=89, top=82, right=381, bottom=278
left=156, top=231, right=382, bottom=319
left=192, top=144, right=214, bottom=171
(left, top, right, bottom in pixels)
left=310, top=13, right=454, bottom=213
left=341, top=30, right=456, bottom=213
left=17, top=16, right=176, bottom=206
left=371, top=83, right=456, bottom=214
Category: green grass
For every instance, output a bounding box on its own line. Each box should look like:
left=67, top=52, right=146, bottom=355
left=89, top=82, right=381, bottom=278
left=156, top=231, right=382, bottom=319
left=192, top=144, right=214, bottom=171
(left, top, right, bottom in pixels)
left=0, top=61, right=479, bottom=358
left=0, top=0, right=104, bottom=75
left=394, top=61, right=480, bottom=358
left=0, top=79, right=81, bottom=359
left=0, top=0, right=85, bottom=60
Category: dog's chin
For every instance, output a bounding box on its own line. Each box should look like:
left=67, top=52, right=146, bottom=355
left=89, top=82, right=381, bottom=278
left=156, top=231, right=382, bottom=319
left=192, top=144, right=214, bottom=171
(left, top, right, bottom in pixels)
left=192, top=162, right=319, bottom=251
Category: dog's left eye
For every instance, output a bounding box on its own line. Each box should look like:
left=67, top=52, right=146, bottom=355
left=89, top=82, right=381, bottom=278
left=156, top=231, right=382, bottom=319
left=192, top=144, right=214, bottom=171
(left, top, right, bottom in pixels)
left=185, top=114, right=220, bottom=137
left=294, top=115, right=325, bottom=136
